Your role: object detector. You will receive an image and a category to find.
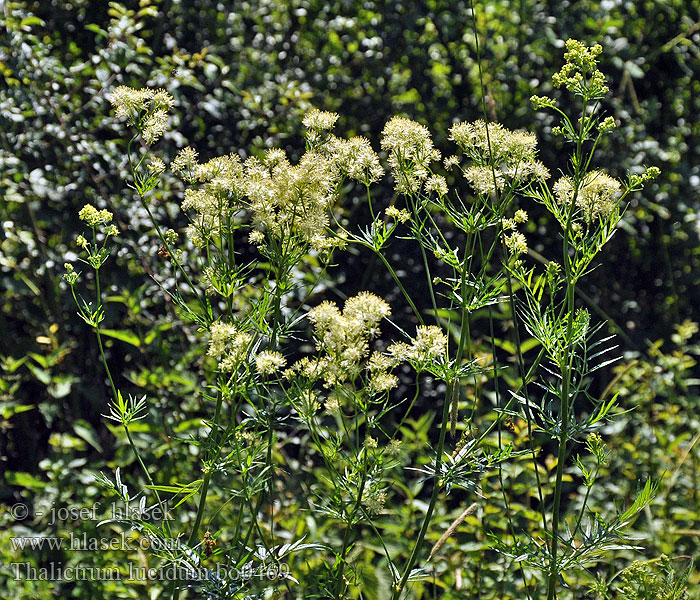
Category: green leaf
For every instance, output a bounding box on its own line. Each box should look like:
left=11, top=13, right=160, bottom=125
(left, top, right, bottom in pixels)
left=0, top=403, right=34, bottom=419
left=73, top=420, right=103, bottom=452
left=26, top=363, right=51, bottom=385
left=1, top=356, right=27, bottom=373
left=20, top=16, right=45, bottom=28
left=99, top=329, right=141, bottom=347
left=5, top=471, right=47, bottom=489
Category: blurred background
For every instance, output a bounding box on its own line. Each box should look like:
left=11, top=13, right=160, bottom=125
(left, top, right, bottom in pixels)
left=1, top=0, right=699, bottom=598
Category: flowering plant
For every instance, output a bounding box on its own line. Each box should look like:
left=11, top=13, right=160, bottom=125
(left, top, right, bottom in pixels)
left=64, top=40, right=659, bottom=599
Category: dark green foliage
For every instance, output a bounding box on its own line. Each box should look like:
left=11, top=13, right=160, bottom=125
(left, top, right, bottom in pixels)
left=1, top=1, right=698, bottom=598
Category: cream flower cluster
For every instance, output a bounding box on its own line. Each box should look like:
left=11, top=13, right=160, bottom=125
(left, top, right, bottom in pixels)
left=387, top=325, right=448, bottom=367
left=326, top=135, right=385, bottom=186
left=207, top=322, right=252, bottom=372
left=110, top=86, right=174, bottom=145
left=290, top=292, right=392, bottom=388
left=303, top=109, right=384, bottom=187
left=255, top=350, right=287, bottom=375
left=174, top=152, right=245, bottom=247
left=172, top=107, right=385, bottom=254
left=380, top=116, right=441, bottom=194
left=553, top=170, right=622, bottom=223
left=449, top=120, right=549, bottom=196
left=173, top=144, right=343, bottom=253
left=503, top=209, right=529, bottom=259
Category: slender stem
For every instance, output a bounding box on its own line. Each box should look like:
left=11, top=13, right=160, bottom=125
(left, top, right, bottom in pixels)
left=503, top=258, right=547, bottom=532
left=546, top=278, right=575, bottom=600
left=572, top=467, right=597, bottom=541
left=137, top=192, right=211, bottom=323
left=186, top=389, right=224, bottom=548
left=376, top=252, right=424, bottom=325
left=333, top=464, right=368, bottom=598
left=391, top=381, right=452, bottom=599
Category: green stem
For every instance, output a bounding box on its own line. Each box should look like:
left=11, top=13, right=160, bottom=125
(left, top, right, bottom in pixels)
left=137, top=192, right=211, bottom=323
left=186, top=389, right=224, bottom=548
left=334, top=465, right=368, bottom=598
left=391, top=381, right=452, bottom=599
left=546, top=258, right=576, bottom=600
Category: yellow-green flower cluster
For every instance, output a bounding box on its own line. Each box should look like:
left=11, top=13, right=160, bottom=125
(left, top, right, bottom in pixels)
left=628, top=166, right=661, bottom=189
left=598, top=116, right=616, bottom=133
left=63, top=263, right=79, bottom=286
left=449, top=120, right=549, bottom=195
left=78, top=204, right=113, bottom=227
left=503, top=209, right=529, bottom=231
left=364, top=488, right=387, bottom=515
left=172, top=112, right=385, bottom=254
left=551, top=40, right=608, bottom=99
left=450, top=121, right=532, bottom=164
left=110, top=86, right=174, bottom=145
left=385, top=206, right=410, bottom=223
left=553, top=170, right=622, bottom=223
left=443, top=155, right=459, bottom=170
left=207, top=321, right=252, bottom=372
left=366, top=351, right=399, bottom=393
left=530, top=95, right=557, bottom=110
left=381, top=116, right=441, bottom=194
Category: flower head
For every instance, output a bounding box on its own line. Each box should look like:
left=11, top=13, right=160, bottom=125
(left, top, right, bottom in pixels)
left=329, top=136, right=384, bottom=186
left=110, top=86, right=174, bottom=143
left=505, top=231, right=528, bottom=257
left=207, top=322, right=252, bottom=372
left=551, top=40, right=608, bottom=99
left=553, top=170, right=621, bottom=223
left=299, top=292, right=391, bottom=387
left=425, top=175, right=448, bottom=197
left=303, top=108, right=339, bottom=131
left=147, top=157, right=166, bottom=174
left=255, top=351, right=287, bottom=375
left=388, top=325, right=448, bottom=368
left=381, top=117, right=440, bottom=194
left=78, top=204, right=113, bottom=227
left=171, top=147, right=199, bottom=180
